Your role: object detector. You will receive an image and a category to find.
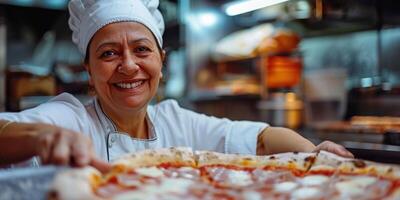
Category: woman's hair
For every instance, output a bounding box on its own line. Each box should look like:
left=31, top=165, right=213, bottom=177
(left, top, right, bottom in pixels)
left=84, top=46, right=90, bottom=64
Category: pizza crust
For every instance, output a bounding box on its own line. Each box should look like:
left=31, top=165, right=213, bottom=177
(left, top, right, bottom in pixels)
left=196, top=150, right=317, bottom=172
left=259, top=151, right=317, bottom=172
left=113, top=147, right=196, bottom=169
left=309, top=150, right=350, bottom=172
left=196, top=150, right=264, bottom=168
left=311, top=151, right=400, bottom=180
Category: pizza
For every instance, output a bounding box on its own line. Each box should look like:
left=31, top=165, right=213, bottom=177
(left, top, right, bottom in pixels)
left=49, top=147, right=400, bottom=200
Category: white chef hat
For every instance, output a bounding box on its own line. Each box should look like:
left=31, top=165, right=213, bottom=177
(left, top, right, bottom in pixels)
left=68, top=0, right=164, bottom=55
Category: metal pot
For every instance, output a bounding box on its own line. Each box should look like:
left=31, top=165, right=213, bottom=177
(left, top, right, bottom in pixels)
left=257, top=92, right=303, bottom=129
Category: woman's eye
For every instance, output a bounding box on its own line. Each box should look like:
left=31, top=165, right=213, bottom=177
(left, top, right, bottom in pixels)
left=100, top=51, right=116, bottom=58
left=135, top=46, right=151, bottom=53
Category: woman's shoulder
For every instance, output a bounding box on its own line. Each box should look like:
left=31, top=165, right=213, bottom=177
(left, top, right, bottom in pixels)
left=154, top=99, right=180, bottom=109
left=149, top=99, right=191, bottom=119
left=48, top=92, right=82, bottom=103
left=152, top=99, right=196, bottom=114
left=31, top=93, right=93, bottom=116
left=43, top=93, right=88, bottom=109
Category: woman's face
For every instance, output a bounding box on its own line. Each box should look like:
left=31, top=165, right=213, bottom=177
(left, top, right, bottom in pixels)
left=86, top=22, right=164, bottom=114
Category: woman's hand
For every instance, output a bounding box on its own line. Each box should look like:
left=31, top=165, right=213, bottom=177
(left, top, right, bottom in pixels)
left=33, top=124, right=111, bottom=172
left=256, top=127, right=354, bottom=159
left=313, top=140, right=354, bottom=158
left=0, top=120, right=111, bottom=172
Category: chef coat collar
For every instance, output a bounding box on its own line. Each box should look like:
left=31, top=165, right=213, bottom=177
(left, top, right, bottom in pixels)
left=93, top=97, right=157, bottom=141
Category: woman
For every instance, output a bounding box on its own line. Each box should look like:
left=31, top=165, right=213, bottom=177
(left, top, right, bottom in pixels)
left=0, top=0, right=353, bottom=170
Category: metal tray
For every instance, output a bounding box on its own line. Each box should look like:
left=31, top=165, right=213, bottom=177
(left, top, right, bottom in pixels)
left=0, top=166, right=63, bottom=200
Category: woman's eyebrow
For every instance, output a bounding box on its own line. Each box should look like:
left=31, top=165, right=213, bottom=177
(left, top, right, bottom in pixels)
left=128, top=38, right=153, bottom=45
left=95, top=38, right=154, bottom=53
left=95, top=42, right=118, bottom=53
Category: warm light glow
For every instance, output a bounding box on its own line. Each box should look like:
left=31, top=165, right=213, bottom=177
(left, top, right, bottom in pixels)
left=224, top=0, right=290, bottom=16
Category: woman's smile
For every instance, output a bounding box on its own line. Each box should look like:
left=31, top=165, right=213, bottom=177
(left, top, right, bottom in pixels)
left=112, top=79, right=147, bottom=92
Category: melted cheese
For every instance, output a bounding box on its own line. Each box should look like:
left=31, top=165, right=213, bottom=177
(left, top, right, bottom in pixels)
left=154, top=178, right=194, bottom=193
left=227, top=170, right=253, bottom=187
left=335, top=176, right=377, bottom=197
left=300, top=175, right=329, bottom=186
left=114, top=178, right=194, bottom=200
left=114, top=192, right=154, bottom=200
left=135, top=167, right=164, bottom=178
left=335, top=182, right=364, bottom=197
left=242, top=191, right=262, bottom=200
left=348, top=176, right=377, bottom=187
left=292, top=187, right=321, bottom=199
left=274, top=181, right=298, bottom=193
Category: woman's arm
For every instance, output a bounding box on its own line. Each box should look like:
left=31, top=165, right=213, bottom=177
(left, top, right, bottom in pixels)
left=256, top=127, right=315, bottom=155
left=0, top=120, right=38, bottom=165
left=0, top=120, right=111, bottom=172
left=256, top=126, right=353, bottom=158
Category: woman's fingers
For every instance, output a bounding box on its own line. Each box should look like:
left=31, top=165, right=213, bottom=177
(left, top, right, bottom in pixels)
left=36, top=131, right=56, bottom=164
left=70, top=135, right=91, bottom=166
left=314, top=141, right=354, bottom=158
left=49, top=131, right=71, bottom=165
left=90, top=157, right=112, bottom=173
left=335, top=144, right=354, bottom=158
left=33, top=125, right=106, bottom=167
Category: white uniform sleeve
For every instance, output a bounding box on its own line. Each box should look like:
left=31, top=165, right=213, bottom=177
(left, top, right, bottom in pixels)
left=0, top=93, right=88, bottom=133
left=160, top=100, right=268, bottom=155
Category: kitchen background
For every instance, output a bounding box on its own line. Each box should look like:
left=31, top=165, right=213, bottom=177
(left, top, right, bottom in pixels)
left=0, top=0, right=399, bottom=162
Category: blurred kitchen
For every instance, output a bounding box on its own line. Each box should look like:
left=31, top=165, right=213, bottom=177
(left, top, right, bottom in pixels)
left=0, top=0, right=400, bottom=163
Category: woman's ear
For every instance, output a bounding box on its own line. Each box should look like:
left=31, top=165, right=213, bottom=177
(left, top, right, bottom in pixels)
left=84, top=63, right=94, bottom=86
left=161, top=49, right=166, bottom=62
left=160, top=50, right=166, bottom=79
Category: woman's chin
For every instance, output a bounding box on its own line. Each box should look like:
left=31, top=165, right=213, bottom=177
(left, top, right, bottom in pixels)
left=117, top=97, right=149, bottom=110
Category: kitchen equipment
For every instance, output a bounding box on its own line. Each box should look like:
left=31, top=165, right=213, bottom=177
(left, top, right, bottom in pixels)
left=303, top=68, right=348, bottom=125
left=310, top=115, right=400, bottom=145
left=6, top=71, right=56, bottom=111
left=262, top=52, right=302, bottom=89
left=258, top=51, right=304, bottom=129
left=258, top=92, right=303, bottom=129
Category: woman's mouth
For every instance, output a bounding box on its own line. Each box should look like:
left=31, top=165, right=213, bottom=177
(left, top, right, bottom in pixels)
left=114, top=80, right=145, bottom=89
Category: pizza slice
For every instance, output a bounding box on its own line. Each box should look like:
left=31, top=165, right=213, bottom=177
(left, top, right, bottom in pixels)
left=50, top=147, right=201, bottom=200
left=195, top=150, right=320, bottom=199
left=49, top=167, right=102, bottom=200
left=305, top=150, right=400, bottom=199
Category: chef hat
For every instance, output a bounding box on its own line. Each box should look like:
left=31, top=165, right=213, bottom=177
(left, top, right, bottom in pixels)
left=68, top=0, right=164, bottom=55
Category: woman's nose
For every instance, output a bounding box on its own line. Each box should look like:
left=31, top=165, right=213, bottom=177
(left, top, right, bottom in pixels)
left=118, top=53, right=139, bottom=75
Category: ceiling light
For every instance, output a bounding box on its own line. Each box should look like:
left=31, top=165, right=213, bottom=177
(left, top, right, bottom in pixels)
left=198, top=12, right=218, bottom=27
left=224, top=0, right=290, bottom=16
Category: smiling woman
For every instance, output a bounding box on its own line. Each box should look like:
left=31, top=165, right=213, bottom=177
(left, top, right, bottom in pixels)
left=0, top=0, right=352, bottom=169
left=85, top=22, right=165, bottom=137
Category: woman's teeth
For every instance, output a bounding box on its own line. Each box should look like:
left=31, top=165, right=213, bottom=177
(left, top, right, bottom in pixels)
left=115, top=81, right=144, bottom=89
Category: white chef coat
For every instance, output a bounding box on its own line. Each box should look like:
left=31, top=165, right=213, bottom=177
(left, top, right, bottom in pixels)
left=0, top=93, right=268, bottom=162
